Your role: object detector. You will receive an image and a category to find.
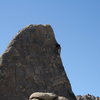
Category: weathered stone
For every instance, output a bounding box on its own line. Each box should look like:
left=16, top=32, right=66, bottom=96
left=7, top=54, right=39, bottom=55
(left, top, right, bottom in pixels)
left=76, top=94, right=100, bottom=100
left=31, top=99, right=39, bottom=100
left=57, top=96, right=69, bottom=100
left=29, top=92, right=57, bottom=100
left=0, top=24, right=76, bottom=100
left=29, top=92, right=69, bottom=100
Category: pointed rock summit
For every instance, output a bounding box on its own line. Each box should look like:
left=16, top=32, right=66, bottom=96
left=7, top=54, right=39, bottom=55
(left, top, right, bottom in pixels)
left=0, top=24, right=76, bottom=100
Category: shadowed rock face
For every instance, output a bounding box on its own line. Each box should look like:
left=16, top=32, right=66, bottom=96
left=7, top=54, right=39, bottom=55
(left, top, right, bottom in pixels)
left=0, top=24, right=76, bottom=100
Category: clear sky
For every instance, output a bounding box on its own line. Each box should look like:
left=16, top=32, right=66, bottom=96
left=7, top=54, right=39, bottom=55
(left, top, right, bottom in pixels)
left=0, top=0, right=100, bottom=97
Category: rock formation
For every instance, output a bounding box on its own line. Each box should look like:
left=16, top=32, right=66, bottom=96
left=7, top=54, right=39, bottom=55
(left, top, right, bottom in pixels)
left=0, top=24, right=76, bottom=100
left=76, top=94, right=100, bottom=100
left=29, top=92, right=68, bottom=100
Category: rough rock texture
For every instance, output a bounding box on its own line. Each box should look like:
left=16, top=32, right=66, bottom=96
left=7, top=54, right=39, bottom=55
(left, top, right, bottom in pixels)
left=29, top=92, right=57, bottom=100
left=0, top=24, right=76, bottom=100
left=29, top=92, right=68, bottom=100
left=76, top=94, right=100, bottom=100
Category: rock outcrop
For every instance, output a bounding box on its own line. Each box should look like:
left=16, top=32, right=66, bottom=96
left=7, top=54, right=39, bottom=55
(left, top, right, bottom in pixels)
left=76, top=94, right=100, bottom=100
left=0, top=24, right=76, bottom=100
left=29, top=92, right=68, bottom=100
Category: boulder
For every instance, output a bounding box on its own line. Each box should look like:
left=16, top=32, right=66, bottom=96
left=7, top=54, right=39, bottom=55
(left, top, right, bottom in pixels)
left=29, top=92, right=57, bottom=100
left=29, top=92, right=69, bottom=100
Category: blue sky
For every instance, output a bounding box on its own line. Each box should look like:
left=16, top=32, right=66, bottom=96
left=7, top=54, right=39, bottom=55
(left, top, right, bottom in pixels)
left=0, top=0, right=100, bottom=97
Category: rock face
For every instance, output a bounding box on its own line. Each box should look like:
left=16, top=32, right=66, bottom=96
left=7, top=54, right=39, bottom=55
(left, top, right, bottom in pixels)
left=0, top=24, right=76, bottom=100
left=76, top=94, right=100, bottom=100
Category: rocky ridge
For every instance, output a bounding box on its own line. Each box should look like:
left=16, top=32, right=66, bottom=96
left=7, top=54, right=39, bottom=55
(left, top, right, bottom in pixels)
left=76, top=94, right=100, bottom=100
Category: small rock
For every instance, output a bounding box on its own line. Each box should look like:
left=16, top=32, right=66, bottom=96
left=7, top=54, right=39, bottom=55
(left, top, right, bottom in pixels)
left=57, top=96, right=69, bottom=100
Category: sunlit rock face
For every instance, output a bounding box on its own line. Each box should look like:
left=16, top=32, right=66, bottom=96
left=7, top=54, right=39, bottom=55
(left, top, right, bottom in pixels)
left=0, top=24, right=76, bottom=100
left=29, top=92, right=69, bottom=100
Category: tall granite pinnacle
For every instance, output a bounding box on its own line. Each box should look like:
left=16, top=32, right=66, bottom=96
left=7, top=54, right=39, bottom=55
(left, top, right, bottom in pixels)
left=0, top=24, right=76, bottom=100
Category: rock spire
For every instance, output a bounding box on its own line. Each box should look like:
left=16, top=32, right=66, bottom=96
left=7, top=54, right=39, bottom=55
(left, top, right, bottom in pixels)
left=0, top=24, right=76, bottom=100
